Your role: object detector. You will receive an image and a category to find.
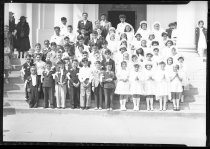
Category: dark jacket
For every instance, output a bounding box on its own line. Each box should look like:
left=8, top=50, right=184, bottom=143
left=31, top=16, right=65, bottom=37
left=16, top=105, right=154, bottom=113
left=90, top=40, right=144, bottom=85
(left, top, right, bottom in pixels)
left=68, top=67, right=80, bottom=87
left=16, top=22, right=31, bottom=52
left=102, top=71, right=116, bottom=89
left=77, top=34, right=90, bottom=46
left=25, top=75, right=41, bottom=99
left=88, top=37, right=104, bottom=49
left=54, top=70, right=68, bottom=85
left=22, top=62, right=34, bottom=81
left=42, top=70, right=55, bottom=88
left=77, top=20, right=93, bottom=36
left=195, top=27, right=207, bottom=49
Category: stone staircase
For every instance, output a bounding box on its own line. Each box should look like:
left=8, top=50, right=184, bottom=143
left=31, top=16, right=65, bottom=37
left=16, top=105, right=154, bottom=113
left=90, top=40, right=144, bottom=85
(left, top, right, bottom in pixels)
left=3, top=50, right=206, bottom=114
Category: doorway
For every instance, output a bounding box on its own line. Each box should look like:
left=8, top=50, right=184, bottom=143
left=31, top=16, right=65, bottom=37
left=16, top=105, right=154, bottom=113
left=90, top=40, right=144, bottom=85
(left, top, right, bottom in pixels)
left=108, top=11, right=136, bottom=31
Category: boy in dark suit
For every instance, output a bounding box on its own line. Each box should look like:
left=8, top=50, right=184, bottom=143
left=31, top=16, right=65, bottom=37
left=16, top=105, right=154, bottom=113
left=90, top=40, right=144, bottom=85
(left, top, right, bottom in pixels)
left=42, top=40, right=51, bottom=62
left=25, top=66, right=41, bottom=108
left=41, top=61, right=56, bottom=108
left=79, top=51, right=91, bottom=67
left=101, top=49, right=115, bottom=72
left=77, top=27, right=90, bottom=45
left=21, top=54, right=34, bottom=82
left=77, top=12, right=93, bottom=39
left=67, top=59, right=80, bottom=109
left=88, top=30, right=104, bottom=49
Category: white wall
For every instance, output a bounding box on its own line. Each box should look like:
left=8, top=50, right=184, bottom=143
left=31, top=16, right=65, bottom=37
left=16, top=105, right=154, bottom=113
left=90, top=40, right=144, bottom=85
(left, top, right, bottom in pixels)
left=147, top=5, right=177, bottom=30
left=4, top=3, right=9, bottom=26
left=8, top=3, right=27, bottom=22
left=194, top=1, right=208, bottom=28
left=54, top=4, right=73, bottom=27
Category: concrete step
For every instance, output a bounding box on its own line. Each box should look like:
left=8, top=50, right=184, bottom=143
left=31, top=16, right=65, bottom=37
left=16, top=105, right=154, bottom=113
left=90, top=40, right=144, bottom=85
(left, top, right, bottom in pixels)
left=10, top=58, right=21, bottom=65
left=4, top=83, right=25, bottom=91
left=3, top=107, right=205, bottom=117
left=11, top=65, right=22, bottom=71
left=6, top=76, right=24, bottom=84
left=4, top=97, right=191, bottom=111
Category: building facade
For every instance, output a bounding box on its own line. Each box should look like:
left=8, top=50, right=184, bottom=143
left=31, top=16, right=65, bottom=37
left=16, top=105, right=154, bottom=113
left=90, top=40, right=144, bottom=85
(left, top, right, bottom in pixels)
left=4, top=2, right=207, bottom=51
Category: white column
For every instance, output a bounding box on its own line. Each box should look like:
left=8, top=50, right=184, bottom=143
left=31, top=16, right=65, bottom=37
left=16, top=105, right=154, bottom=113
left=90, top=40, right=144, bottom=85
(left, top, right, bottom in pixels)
left=73, top=4, right=84, bottom=35
left=26, top=3, right=32, bottom=47
left=177, top=2, right=196, bottom=50
left=36, top=4, right=54, bottom=45
left=4, top=3, right=9, bottom=26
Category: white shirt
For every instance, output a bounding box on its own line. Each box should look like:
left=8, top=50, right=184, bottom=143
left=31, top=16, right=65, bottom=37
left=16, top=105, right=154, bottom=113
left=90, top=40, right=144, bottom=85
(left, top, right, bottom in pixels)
left=116, top=22, right=130, bottom=34
left=50, top=34, right=64, bottom=46
left=59, top=23, right=68, bottom=37
left=31, top=74, right=37, bottom=86
left=35, top=61, right=46, bottom=75
left=100, top=20, right=106, bottom=27
left=83, top=20, right=87, bottom=25
left=78, top=66, right=92, bottom=82
left=65, top=32, right=77, bottom=43
left=169, top=71, right=183, bottom=92
left=62, top=52, right=70, bottom=59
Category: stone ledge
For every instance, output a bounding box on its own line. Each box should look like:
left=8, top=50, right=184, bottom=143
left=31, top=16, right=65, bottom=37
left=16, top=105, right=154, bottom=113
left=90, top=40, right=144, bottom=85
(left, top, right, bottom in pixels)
left=3, top=107, right=205, bottom=117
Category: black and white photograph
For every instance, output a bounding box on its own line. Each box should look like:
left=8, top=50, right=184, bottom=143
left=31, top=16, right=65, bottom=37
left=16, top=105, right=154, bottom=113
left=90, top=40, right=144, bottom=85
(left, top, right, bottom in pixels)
left=3, top=1, right=207, bottom=146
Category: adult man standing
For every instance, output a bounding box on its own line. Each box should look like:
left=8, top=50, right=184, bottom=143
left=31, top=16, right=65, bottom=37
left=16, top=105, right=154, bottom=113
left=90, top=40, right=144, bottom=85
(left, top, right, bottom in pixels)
left=99, top=14, right=112, bottom=38
left=77, top=12, right=93, bottom=39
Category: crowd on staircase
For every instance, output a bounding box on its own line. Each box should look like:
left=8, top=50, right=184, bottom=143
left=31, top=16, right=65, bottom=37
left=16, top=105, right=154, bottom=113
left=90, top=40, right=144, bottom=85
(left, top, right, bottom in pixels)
left=4, top=11, right=207, bottom=111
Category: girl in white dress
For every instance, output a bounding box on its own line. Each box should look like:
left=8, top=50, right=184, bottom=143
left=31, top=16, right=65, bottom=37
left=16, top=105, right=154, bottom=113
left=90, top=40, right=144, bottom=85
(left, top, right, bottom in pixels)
left=135, top=21, right=150, bottom=40
left=165, top=57, right=174, bottom=101
left=124, top=24, right=135, bottom=45
left=153, top=47, right=162, bottom=67
left=131, top=33, right=142, bottom=54
left=177, top=56, right=189, bottom=103
left=107, top=33, right=118, bottom=59
left=106, top=27, right=117, bottom=42
left=162, top=40, right=175, bottom=59
left=154, top=61, right=169, bottom=111
left=140, top=39, right=149, bottom=54
left=143, top=62, right=156, bottom=111
left=147, top=33, right=155, bottom=48
left=159, top=32, right=168, bottom=49
left=129, top=54, right=139, bottom=70
left=115, top=45, right=127, bottom=73
left=169, top=64, right=184, bottom=111
left=151, top=21, right=165, bottom=42
left=129, top=64, right=145, bottom=111
left=115, top=61, right=130, bottom=111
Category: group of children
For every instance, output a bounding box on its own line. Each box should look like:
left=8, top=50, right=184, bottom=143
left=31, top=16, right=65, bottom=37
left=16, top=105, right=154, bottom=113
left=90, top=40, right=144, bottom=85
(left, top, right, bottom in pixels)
left=20, top=18, right=191, bottom=111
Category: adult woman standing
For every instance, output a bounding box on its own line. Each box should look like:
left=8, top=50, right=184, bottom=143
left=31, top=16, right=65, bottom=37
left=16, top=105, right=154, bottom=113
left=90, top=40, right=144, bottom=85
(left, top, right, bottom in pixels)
left=16, top=16, right=31, bottom=58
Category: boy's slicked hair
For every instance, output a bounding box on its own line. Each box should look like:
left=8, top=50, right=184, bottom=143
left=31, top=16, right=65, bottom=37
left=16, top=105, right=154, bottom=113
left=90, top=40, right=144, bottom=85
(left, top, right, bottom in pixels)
left=64, top=36, right=70, bottom=40
left=61, top=17, right=67, bottom=21
left=54, top=26, right=60, bottom=30
left=72, top=59, right=78, bottom=63
left=25, top=54, right=31, bottom=58
left=104, top=49, right=111, bottom=55
left=51, top=42, right=57, bottom=46
left=35, top=43, right=41, bottom=47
